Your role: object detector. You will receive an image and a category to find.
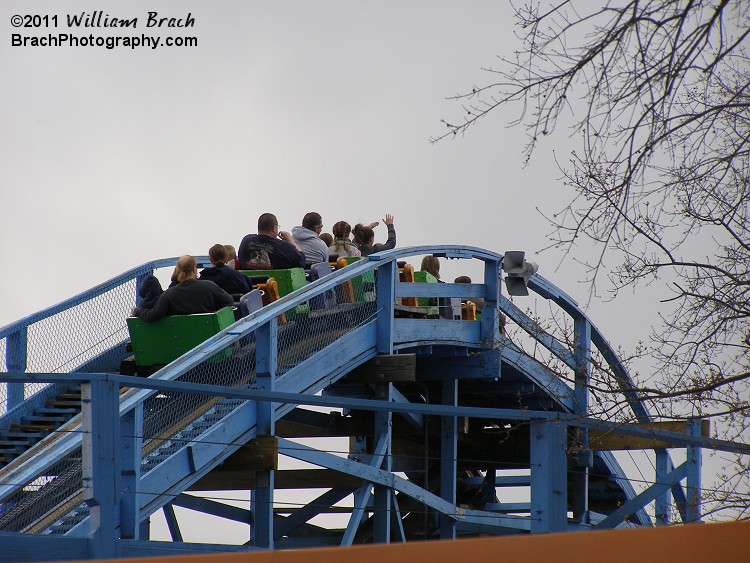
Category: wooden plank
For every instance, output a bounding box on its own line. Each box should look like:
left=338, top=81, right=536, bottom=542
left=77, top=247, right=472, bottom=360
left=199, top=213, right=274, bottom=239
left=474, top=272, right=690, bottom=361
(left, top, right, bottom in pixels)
left=189, top=468, right=363, bottom=491
left=277, top=412, right=369, bottom=438
left=247, top=435, right=278, bottom=470
left=588, top=420, right=711, bottom=451
left=343, top=354, right=416, bottom=383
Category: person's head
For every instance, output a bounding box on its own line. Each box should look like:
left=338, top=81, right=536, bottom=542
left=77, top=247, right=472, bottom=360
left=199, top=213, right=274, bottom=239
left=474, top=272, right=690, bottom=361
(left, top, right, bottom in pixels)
left=319, top=232, right=333, bottom=247
left=224, top=244, right=237, bottom=260
left=209, top=243, right=228, bottom=265
left=175, top=255, right=198, bottom=282
left=138, top=274, right=163, bottom=308
left=353, top=223, right=374, bottom=247
left=258, top=213, right=279, bottom=236
left=302, top=212, right=323, bottom=234
left=421, top=256, right=441, bottom=279
left=332, top=221, right=352, bottom=239
left=454, top=275, right=472, bottom=284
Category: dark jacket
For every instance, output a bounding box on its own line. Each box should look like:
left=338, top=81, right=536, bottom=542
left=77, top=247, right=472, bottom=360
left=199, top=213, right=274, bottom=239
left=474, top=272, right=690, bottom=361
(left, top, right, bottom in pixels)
left=359, top=224, right=396, bottom=257
left=132, top=279, right=234, bottom=323
left=199, top=263, right=252, bottom=295
left=137, top=274, right=164, bottom=309
left=238, top=234, right=305, bottom=269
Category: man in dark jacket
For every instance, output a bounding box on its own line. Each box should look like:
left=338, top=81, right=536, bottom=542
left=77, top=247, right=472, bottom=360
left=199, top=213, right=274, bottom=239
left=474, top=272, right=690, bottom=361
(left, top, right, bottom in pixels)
left=238, top=212, right=306, bottom=269
left=199, top=244, right=253, bottom=296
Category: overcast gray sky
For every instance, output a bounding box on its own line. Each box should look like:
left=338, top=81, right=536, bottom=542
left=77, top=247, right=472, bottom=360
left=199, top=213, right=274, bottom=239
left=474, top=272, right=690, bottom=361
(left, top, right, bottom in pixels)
left=1, top=0, right=672, bottom=385
left=1, top=0, right=583, bottom=321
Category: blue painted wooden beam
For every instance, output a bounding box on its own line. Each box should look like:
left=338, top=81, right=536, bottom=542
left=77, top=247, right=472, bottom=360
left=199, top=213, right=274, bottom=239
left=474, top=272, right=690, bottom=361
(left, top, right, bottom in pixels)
left=0, top=532, right=89, bottom=562
left=373, top=383, right=393, bottom=543
left=499, top=295, right=577, bottom=369
left=393, top=318, right=481, bottom=349
left=396, top=282, right=487, bottom=299
left=277, top=437, right=531, bottom=532
left=463, top=475, right=531, bottom=487
left=343, top=423, right=392, bottom=545
left=2, top=372, right=743, bottom=456
left=376, top=261, right=396, bottom=354
left=499, top=342, right=575, bottom=410
left=440, top=379, right=457, bottom=540
left=483, top=503, right=531, bottom=512
left=530, top=420, right=567, bottom=533
left=686, top=418, right=702, bottom=522
left=415, top=349, right=501, bottom=381
left=171, top=493, right=252, bottom=524
left=119, top=403, right=142, bottom=540
left=481, top=258, right=501, bottom=346
left=390, top=492, right=406, bottom=541
left=162, top=503, right=183, bottom=542
left=367, top=245, right=502, bottom=264
left=341, top=432, right=373, bottom=546
left=654, top=450, right=672, bottom=525
left=571, top=316, right=591, bottom=522
left=274, top=488, right=354, bottom=539
left=81, top=378, right=121, bottom=558
left=596, top=462, right=688, bottom=529
left=390, top=385, right=423, bottom=429
left=253, top=319, right=276, bottom=549
left=341, top=486, right=372, bottom=545
left=5, top=329, right=26, bottom=410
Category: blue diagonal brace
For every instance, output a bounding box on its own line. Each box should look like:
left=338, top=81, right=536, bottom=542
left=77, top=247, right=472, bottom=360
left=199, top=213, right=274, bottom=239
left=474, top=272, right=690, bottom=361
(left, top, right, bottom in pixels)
left=171, top=493, right=252, bottom=524
left=275, top=488, right=354, bottom=539
left=277, top=438, right=530, bottom=531
left=596, top=462, right=688, bottom=529
left=390, top=385, right=423, bottom=428
left=162, top=503, right=183, bottom=542
left=342, top=427, right=391, bottom=545
left=342, top=486, right=373, bottom=546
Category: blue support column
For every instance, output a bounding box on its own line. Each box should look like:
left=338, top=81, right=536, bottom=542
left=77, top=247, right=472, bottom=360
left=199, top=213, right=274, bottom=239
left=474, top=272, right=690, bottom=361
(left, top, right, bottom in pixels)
left=342, top=436, right=370, bottom=546
left=139, top=518, right=150, bottom=540
left=481, top=470, right=496, bottom=504
left=253, top=319, right=277, bottom=549
left=530, top=420, right=567, bottom=533
left=375, top=261, right=396, bottom=354
left=373, top=383, right=393, bottom=543
left=81, top=378, right=120, bottom=559
left=6, top=329, right=27, bottom=410
left=120, top=403, right=143, bottom=540
left=655, top=449, right=672, bottom=525
left=481, top=259, right=501, bottom=347
left=686, top=418, right=702, bottom=522
left=391, top=492, right=406, bottom=541
left=440, top=379, right=458, bottom=539
left=571, top=316, right=591, bottom=522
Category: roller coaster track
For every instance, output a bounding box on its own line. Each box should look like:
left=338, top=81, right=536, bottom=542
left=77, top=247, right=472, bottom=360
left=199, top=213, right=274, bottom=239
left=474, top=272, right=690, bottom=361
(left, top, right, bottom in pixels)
left=0, top=246, right=731, bottom=560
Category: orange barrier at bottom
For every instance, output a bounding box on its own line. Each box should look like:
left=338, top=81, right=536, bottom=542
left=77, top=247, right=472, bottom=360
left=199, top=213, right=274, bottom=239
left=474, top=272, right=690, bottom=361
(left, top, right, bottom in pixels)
left=76, top=521, right=750, bottom=563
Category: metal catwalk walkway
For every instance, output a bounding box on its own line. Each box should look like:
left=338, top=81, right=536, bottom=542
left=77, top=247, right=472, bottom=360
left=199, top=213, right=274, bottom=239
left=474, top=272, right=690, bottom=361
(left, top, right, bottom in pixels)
left=0, top=246, right=741, bottom=561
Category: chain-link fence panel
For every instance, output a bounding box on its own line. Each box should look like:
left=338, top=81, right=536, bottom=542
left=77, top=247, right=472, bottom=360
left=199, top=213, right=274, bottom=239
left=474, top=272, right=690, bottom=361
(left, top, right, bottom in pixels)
left=0, top=258, right=387, bottom=537
left=277, top=288, right=377, bottom=375
left=0, top=279, right=138, bottom=416
left=0, top=449, right=83, bottom=534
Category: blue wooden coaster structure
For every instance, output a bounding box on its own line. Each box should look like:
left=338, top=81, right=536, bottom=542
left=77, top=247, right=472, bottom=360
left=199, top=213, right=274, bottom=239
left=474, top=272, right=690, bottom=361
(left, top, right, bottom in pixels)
left=0, top=246, right=746, bottom=561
